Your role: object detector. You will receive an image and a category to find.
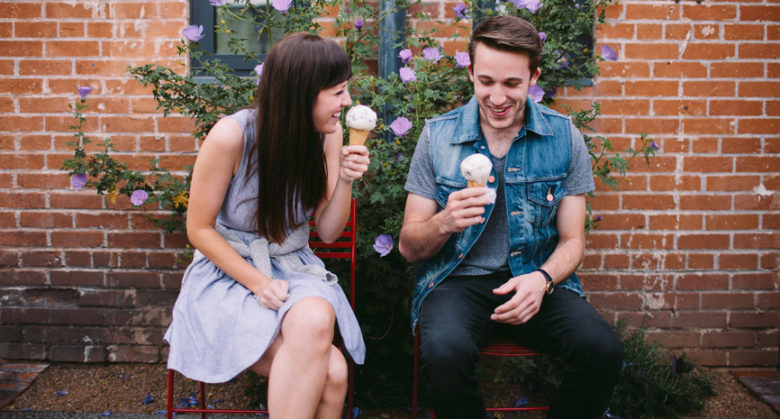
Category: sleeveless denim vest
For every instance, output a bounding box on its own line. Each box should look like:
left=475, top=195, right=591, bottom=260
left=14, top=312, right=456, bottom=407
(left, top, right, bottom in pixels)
left=410, top=97, right=586, bottom=332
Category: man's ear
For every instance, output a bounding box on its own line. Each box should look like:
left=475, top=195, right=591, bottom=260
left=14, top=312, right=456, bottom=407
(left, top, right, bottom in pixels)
left=529, top=67, right=541, bottom=86
left=467, top=64, right=474, bottom=82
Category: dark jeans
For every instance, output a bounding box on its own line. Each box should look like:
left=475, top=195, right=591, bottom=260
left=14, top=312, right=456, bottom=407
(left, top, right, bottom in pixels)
left=418, top=272, right=623, bottom=419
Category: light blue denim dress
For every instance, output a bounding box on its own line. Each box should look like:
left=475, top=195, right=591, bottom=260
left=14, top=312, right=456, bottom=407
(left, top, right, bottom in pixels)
left=164, top=109, right=365, bottom=383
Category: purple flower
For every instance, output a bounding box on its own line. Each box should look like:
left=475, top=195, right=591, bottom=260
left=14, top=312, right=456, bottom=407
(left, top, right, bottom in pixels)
left=423, top=47, right=442, bottom=62
left=389, top=117, right=412, bottom=136
left=272, top=0, right=292, bottom=13
left=208, top=0, right=227, bottom=5
left=510, top=0, right=541, bottom=13
left=77, top=86, right=92, bottom=100
left=650, top=140, right=659, bottom=149
left=71, top=173, right=87, bottom=190
left=130, top=189, right=148, bottom=206
left=601, top=44, right=617, bottom=61
left=544, top=86, right=557, bottom=100
left=398, top=48, right=412, bottom=64
left=373, top=234, right=393, bottom=257
left=354, top=19, right=364, bottom=30
left=182, top=24, right=204, bottom=42
left=142, top=393, right=155, bottom=405
left=594, top=215, right=603, bottom=222
left=254, top=63, right=264, bottom=77
left=453, top=2, right=468, bottom=18
left=528, top=85, right=544, bottom=103
left=395, top=152, right=404, bottom=161
left=399, top=67, right=416, bottom=83
left=454, top=51, right=470, bottom=68
left=538, top=32, right=546, bottom=43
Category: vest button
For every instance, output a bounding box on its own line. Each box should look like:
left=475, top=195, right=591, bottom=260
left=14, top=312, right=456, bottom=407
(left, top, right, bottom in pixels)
left=458, top=253, right=464, bottom=259
left=428, top=283, right=434, bottom=288
left=488, top=175, right=495, bottom=183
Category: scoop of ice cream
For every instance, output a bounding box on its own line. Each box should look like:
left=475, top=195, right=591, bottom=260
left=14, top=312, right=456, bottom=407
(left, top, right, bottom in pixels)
left=345, top=104, right=377, bottom=131
left=460, top=153, right=493, bottom=186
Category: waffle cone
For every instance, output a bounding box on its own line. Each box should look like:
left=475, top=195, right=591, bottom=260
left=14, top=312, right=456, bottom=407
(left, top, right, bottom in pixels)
left=349, top=128, right=370, bottom=146
left=467, top=180, right=486, bottom=188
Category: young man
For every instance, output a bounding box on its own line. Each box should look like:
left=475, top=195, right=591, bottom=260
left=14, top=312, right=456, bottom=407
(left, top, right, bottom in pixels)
left=399, top=16, right=623, bottom=419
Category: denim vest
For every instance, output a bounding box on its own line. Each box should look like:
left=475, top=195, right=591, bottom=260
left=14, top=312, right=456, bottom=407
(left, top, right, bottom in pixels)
left=410, top=97, right=586, bottom=331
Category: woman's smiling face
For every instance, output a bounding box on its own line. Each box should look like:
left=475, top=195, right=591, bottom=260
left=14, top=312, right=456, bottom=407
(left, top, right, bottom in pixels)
left=313, top=80, right=352, bottom=134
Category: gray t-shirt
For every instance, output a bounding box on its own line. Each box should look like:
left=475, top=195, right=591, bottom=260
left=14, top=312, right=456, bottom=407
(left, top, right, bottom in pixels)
left=404, top=121, right=594, bottom=276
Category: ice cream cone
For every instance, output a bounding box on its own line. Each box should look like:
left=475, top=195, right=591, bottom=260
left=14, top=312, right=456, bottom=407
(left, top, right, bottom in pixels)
left=467, top=180, right=486, bottom=188
left=349, top=128, right=370, bottom=146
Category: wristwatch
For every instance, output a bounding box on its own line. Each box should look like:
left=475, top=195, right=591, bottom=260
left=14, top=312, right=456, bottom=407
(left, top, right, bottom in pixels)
left=535, top=268, right=555, bottom=295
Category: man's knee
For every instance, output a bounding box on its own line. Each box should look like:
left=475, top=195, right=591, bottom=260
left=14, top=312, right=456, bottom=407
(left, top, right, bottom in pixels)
left=419, top=332, right=479, bottom=380
left=570, top=325, right=624, bottom=371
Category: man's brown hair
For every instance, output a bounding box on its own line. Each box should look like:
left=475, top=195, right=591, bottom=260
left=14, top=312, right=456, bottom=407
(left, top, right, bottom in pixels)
left=469, top=15, right=542, bottom=73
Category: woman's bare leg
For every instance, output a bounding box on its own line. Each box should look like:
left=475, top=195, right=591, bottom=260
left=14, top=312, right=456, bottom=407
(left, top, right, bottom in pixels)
left=249, top=297, right=344, bottom=419
left=314, top=346, right=348, bottom=419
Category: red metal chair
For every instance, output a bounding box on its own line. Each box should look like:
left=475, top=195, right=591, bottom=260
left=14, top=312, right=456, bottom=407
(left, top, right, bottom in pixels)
left=166, top=198, right=358, bottom=419
left=412, top=331, right=549, bottom=418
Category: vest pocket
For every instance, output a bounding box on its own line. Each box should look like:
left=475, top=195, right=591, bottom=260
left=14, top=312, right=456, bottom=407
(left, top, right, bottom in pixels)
left=434, top=176, right=467, bottom=209
left=527, top=179, right=565, bottom=227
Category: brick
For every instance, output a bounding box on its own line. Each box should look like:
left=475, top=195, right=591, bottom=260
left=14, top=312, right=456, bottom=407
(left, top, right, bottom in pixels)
left=740, top=5, right=780, bottom=21
left=45, top=2, right=96, bottom=19
left=710, top=100, right=763, bottom=116
left=107, top=232, right=161, bottom=248
left=20, top=251, right=63, bottom=267
left=0, top=231, right=47, bottom=247
left=0, top=40, right=42, bottom=57
left=757, top=292, right=780, bottom=309
left=120, top=252, right=147, bottom=268
left=723, top=24, right=765, bottom=41
left=682, top=4, right=737, bottom=20
left=740, top=43, right=780, bottom=59
left=683, top=156, right=733, bottom=173
left=678, top=234, right=731, bottom=250
left=680, top=194, right=732, bottom=210
left=675, top=311, right=728, bottom=329
left=701, top=292, right=756, bottom=310
left=99, top=116, right=155, bottom=133
left=688, top=253, right=714, bottom=269
left=158, top=116, right=196, bottom=132
left=18, top=173, right=69, bottom=189
left=719, top=253, right=759, bottom=270
left=733, top=233, right=775, bottom=249
left=682, top=81, right=735, bottom=97
left=624, top=43, right=679, bottom=60
left=79, top=289, right=135, bottom=307
left=736, top=156, right=776, bottom=172
left=50, top=231, right=105, bottom=248
left=694, top=23, right=720, bottom=40
left=733, top=272, right=777, bottom=290
left=159, top=2, right=187, bottom=19
left=740, top=81, right=780, bottom=98
left=622, top=194, right=676, bottom=210
left=49, top=192, right=104, bottom=209
left=110, top=2, right=158, bottom=19
left=14, top=22, right=58, bottom=38
left=702, top=330, right=755, bottom=348
left=706, top=214, right=759, bottom=230
left=625, top=3, right=679, bottom=20
left=19, top=60, right=73, bottom=76
left=729, top=349, right=779, bottom=367
left=45, top=41, right=100, bottom=57
left=676, top=273, right=730, bottom=291
left=710, top=62, right=765, bottom=78
left=76, top=60, right=135, bottom=77
left=649, top=175, right=701, bottom=191
left=88, top=22, right=114, bottom=38
left=620, top=233, right=674, bottom=249
left=135, top=289, right=178, bottom=308
left=624, top=118, right=679, bottom=135
left=730, top=311, right=779, bottom=328
left=734, top=194, right=773, bottom=210
left=599, top=99, right=650, bottom=115
left=48, top=344, right=106, bottom=362
left=663, top=253, right=685, bottom=270
left=0, top=77, right=43, bottom=94
left=652, top=62, right=707, bottom=78
left=0, top=3, right=42, bottom=18
left=59, top=21, right=85, bottom=38
left=18, top=97, right=71, bottom=113
left=107, top=344, right=160, bottom=363
left=738, top=118, right=780, bottom=135
left=0, top=269, right=47, bottom=286
left=596, top=22, right=634, bottom=39
left=0, top=343, right=47, bottom=361
left=76, top=213, right=129, bottom=229
left=648, top=330, right=700, bottom=348
left=683, top=118, right=735, bottom=135
left=588, top=292, right=644, bottom=310
left=682, top=43, right=735, bottom=60
left=707, top=175, right=761, bottom=191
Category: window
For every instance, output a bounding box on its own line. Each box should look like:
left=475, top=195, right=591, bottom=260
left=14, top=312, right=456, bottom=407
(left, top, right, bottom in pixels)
left=190, top=0, right=284, bottom=76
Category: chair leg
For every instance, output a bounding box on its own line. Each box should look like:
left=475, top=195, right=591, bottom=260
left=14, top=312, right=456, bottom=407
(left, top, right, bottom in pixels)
left=412, top=332, right=419, bottom=419
left=166, top=370, right=174, bottom=419
left=347, top=359, right=355, bottom=419
left=199, top=380, right=206, bottom=419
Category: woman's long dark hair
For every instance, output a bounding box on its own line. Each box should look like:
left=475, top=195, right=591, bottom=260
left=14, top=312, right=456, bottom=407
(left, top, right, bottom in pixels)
left=248, top=32, right=352, bottom=244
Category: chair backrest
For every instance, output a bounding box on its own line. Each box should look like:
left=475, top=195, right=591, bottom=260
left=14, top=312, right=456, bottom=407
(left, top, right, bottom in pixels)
left=308, top=198, right=357, bottom=308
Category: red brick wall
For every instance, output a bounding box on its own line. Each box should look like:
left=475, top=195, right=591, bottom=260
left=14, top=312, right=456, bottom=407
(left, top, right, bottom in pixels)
left=1, top=0, right=777, bottom=367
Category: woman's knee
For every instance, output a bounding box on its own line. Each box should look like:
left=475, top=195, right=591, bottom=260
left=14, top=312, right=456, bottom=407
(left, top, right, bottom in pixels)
left=283, top=297, right=336, bottom=347
left=327, top=347, right=349, bottom=389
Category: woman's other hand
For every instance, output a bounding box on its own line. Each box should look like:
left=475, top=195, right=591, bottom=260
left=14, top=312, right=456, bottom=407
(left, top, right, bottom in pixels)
left=256, top=279, right=290, bottom=310
left=339, top=145, right=370, bottom=182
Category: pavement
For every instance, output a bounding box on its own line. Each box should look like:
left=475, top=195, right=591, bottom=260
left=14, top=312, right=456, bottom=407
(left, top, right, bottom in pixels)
left=1, top=362, right=779, bottom=418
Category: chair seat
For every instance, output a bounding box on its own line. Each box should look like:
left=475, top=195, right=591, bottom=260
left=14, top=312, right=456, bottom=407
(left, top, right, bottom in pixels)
left=480, top=338, right=540, bottom=357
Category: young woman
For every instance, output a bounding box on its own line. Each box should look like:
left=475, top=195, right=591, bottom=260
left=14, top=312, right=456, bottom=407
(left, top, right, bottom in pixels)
left=164, top=32, right=370, bottom=418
